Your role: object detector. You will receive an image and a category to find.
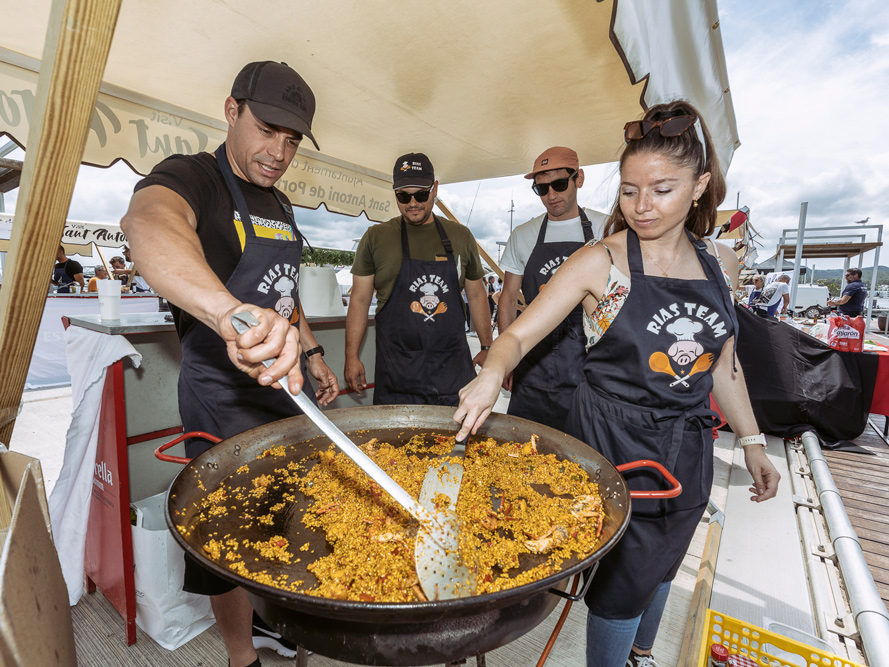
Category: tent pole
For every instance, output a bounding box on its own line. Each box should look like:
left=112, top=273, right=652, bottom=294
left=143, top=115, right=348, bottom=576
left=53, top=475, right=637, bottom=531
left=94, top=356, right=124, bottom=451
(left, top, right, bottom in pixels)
left=866, top=226, right=881, bottom=333
left=0, top=0, right=121, bottom=445
left=435, top=196, right=526, bottom=306
left=789, top=202, right=807, bottom=311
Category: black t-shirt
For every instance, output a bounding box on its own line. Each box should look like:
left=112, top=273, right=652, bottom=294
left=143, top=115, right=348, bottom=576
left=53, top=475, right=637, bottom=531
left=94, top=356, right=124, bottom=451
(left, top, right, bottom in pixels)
left=840, top=280, right=867, bottom=316
left=133, top=152, right=297, bottom=337
left=55, top=259, right=83, bottom=284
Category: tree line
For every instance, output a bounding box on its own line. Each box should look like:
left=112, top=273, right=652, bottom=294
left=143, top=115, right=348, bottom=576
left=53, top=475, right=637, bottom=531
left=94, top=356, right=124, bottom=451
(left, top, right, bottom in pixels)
left=301, top=247, right=355, bottom=267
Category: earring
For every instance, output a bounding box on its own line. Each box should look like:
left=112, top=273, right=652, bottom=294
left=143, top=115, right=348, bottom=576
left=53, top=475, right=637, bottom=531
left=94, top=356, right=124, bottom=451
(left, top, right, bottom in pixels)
left=692, top=199, right=699, bottom=208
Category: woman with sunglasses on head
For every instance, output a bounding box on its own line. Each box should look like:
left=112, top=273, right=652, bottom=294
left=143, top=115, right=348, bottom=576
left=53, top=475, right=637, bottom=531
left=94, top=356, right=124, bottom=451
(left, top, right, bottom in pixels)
left=454, top=100, right=780, bottom=667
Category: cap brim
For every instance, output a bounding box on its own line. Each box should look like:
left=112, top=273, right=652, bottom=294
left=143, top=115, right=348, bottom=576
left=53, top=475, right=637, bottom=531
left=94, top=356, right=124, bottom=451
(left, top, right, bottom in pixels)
left=246, top=101, right=320, bottom=151
left=393, top=178, right=434, bottom=190
left=524, top=161, right=580, bottom=180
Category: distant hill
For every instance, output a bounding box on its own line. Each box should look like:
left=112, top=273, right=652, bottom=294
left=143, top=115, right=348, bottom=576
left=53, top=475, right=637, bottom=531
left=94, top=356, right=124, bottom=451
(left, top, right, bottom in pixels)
left=811, top=266, right=889, bottom=279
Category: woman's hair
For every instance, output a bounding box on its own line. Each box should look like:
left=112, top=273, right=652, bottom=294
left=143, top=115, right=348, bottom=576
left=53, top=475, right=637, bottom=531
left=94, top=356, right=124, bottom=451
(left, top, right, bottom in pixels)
left=604, top=99, right=726, bottom=239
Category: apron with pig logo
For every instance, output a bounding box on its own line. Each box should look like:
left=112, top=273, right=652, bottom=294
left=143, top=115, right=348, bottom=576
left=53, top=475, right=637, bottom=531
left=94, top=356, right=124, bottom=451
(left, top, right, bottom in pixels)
left=373, top=216, right=476, bottom=405
left=178, top=144, right=317, bottom=459
left=566, top=228, right=737, bottom=618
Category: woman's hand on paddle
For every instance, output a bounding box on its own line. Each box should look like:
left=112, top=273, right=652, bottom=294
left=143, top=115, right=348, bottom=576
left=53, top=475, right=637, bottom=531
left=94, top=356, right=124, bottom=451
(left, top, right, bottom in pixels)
left=453, top=368, right=503, bottom=440
left=743, top=445, right=780, bottom=502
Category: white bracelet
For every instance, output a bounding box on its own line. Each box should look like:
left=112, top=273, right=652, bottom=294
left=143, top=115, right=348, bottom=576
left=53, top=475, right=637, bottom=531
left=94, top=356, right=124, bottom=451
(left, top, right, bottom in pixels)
left=738, top=434, right=767, bottom=450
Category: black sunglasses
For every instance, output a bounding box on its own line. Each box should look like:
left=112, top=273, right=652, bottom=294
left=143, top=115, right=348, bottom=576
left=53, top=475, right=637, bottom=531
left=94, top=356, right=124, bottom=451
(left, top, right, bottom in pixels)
left=531, top=170, right=578, bottom=197
left=624, top=115, right=697, bottom=143
left=394, top=188, right=433, bottom=204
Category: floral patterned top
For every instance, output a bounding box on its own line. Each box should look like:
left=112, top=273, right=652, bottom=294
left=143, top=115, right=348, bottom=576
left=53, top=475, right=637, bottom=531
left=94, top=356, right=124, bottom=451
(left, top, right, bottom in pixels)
left=582, top=240, right=732, bottom=350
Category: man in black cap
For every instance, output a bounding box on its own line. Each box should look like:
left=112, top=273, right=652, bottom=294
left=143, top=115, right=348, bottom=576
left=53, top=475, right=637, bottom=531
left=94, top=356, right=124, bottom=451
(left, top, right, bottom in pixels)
left=344, top=153, right=493, bottom=404
left=121, top=61, right=337, bottom=667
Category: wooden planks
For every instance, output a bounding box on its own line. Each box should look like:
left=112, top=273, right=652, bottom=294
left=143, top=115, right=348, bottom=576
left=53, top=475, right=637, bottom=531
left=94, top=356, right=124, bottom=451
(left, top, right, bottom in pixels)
left=0, top=0, right=122, bottom=445
left=822, top=415, right=889, bottom=613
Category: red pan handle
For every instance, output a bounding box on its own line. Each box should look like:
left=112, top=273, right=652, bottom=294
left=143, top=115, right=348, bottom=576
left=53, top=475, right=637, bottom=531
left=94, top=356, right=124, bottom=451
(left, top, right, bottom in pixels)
left=615, top=459, right=682, bottom=498
left=154, top=431, right=222, bottom=464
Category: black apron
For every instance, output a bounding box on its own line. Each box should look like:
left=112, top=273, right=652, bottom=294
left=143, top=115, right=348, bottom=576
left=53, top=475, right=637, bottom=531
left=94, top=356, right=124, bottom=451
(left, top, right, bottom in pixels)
left=566, top=228, right=737, bottom=619
left=178, top=144, right=316, bottom=459
left=373, top=216, right=476, bottom=405
left=507, top=209, right=595, bottom=430
left=53, top=261, right=75, bottom=293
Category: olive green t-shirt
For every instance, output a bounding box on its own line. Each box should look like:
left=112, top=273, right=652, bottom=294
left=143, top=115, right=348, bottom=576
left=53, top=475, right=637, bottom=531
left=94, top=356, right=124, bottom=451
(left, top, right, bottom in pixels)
left=352, top=215, right=485, bottom=311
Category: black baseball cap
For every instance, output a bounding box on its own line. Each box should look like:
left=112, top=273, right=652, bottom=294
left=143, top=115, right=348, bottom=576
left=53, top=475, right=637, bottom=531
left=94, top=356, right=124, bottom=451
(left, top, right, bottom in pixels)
left=392, top=153, right=435, bottom=190
left=231, top=61, right=319, bottom=150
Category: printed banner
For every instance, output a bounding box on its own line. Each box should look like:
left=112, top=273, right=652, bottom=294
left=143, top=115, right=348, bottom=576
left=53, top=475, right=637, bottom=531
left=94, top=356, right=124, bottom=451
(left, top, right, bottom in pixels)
left=0, top=60, right=394, bottom=221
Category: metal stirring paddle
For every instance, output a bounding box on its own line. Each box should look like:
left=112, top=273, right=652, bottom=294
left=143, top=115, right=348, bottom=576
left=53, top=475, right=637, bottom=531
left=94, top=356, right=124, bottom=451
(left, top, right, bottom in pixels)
left=230, top=311, right=475, bottom=599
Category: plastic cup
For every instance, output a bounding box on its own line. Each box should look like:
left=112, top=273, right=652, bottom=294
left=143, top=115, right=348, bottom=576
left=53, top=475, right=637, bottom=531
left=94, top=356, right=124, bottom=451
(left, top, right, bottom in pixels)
left=97, top=279, right=122, bottom=321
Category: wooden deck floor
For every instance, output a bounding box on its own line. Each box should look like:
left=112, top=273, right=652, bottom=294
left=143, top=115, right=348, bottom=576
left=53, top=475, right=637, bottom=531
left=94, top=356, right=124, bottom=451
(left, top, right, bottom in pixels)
left=821, top=415, right=889, bottom=610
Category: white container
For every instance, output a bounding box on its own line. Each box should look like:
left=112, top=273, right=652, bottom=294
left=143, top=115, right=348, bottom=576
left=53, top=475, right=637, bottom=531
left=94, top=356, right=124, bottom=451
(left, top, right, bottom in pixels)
left=97, top=279, right=122, bottom=321
left=298, top=266, right=346, bottom=318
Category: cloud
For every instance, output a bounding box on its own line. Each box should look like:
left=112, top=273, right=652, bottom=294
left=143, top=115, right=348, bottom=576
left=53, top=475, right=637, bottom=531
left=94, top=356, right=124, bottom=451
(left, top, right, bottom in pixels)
left=719, top=0, right=889, bottom=266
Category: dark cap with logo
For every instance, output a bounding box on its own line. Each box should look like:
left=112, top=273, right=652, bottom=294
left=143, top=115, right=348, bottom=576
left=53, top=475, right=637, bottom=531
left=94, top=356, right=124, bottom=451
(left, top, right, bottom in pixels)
left=392, top=153, right=435, bottom=190
left=231, top=61, right=319, bottom=150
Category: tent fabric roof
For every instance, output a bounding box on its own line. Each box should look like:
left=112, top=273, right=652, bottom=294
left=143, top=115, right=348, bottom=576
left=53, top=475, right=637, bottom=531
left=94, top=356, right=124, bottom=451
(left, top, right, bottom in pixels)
left=0, top=0, right=739, bottom=222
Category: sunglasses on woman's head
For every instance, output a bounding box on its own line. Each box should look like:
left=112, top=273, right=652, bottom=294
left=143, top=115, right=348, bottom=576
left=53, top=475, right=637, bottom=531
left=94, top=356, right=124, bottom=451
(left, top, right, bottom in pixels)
left=624, top=115, right=699, bottom=143
left=531, top=170, right=578, bottom=197
left=394, top=188, right=433, bottom=204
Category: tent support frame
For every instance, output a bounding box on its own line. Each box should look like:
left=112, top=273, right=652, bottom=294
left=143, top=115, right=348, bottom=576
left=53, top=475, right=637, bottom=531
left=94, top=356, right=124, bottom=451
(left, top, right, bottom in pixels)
left=0, top=0, right=122, bottom=444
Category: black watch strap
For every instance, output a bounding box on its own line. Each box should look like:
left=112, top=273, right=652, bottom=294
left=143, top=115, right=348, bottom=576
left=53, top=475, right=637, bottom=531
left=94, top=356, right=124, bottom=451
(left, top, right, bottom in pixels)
left=304, top=345, right=324, bottom=358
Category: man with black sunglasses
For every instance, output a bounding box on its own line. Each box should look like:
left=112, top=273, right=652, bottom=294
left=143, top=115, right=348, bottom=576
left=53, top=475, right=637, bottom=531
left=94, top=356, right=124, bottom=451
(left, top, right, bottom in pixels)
left=829, top=267, right=867, bottom=317
left=498, top=147, right=606, bottom=431
left=346, top=152, right=493, bottom=404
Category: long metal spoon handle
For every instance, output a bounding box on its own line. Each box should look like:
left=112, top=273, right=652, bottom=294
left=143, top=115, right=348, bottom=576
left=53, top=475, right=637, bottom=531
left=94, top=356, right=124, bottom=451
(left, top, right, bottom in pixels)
left=230, top=312, right=440, bottom=533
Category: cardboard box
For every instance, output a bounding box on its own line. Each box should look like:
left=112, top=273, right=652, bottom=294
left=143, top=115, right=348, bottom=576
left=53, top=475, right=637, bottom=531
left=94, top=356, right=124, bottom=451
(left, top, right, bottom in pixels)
left=0, top=449, right=76, bottom=666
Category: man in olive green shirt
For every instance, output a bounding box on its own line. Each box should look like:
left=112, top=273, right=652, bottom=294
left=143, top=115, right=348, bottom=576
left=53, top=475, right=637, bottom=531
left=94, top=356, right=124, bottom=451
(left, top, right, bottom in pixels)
left=345, top=152, right=492, bottom=404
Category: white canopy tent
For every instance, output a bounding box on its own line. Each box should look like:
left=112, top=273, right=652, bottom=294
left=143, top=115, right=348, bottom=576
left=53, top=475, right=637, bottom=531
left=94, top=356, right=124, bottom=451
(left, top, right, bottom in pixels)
left=0, top=0, right=740, bottom=439
left=0, top=0, right=739, bottom=219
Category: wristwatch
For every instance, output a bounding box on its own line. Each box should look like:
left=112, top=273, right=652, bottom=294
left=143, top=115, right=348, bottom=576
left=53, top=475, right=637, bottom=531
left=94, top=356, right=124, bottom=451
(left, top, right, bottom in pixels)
left=304, top=345, right=324, bottom=358
left=738, top=433, right=767, bottom=450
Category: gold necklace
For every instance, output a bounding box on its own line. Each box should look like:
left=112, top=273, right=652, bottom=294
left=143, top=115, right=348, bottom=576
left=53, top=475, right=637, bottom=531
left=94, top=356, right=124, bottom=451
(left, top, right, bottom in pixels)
left=639, top=243, right=678, bottom=277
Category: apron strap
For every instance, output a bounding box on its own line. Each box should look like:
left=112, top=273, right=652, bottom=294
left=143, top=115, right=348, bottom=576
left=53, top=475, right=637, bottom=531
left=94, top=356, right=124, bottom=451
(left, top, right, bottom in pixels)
left=579, top=207, right=595, bottom=243
left=214, top=143, right=302, bottom=245
left=626, top=228, right=645, bottom=277
left=271, top=187, right=313, bottom=253
left=689, top=231, right=739, bottom=371
left=400, top=214, right=455, bottom=262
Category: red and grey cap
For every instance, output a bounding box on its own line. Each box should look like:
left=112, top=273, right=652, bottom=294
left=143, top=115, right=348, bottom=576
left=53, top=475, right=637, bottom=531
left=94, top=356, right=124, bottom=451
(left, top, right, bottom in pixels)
left=231, top=61, right=319, bottom=150
left=392, top=153, right=435, bottom=190
left=524, top=146, right=580, bottom=179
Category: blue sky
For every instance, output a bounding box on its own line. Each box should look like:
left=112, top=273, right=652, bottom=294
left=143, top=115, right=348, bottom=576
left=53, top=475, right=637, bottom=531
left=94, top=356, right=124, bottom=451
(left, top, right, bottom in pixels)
left=4, top=0, right=888, bottom=271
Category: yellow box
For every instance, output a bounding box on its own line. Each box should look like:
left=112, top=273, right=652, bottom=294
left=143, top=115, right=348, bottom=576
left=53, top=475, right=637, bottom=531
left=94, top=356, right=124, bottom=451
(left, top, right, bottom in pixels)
left=697, top=609, right=865, bottom=667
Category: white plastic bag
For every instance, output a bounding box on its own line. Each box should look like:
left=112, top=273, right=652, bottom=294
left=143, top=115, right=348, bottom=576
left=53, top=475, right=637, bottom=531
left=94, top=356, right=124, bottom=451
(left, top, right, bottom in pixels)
left=131, top=491, right=215, bottom=649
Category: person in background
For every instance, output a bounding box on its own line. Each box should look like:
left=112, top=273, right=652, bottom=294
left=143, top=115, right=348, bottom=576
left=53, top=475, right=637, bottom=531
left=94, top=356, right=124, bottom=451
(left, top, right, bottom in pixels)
left=486, top=275, right=497, bottom=312
left=498, top=146, right=607, bottom=431
left=754, top=274, right=790, bottom=317
left=345, top=152, right=492, bottom=404
left=829, top=268, right=867, bottom=317
left=454, top=100, right=779, bottom=667
left=87, top=265, right=107, bottom=292
left=109, top=255, right=130, bottom=289
left=746, top=275, right=764, bottom=308
left=52, top=246, right=85, bottom=293
left=122, top=244, right=152, bottom=292
left=121, top=60, right=338, bottom=667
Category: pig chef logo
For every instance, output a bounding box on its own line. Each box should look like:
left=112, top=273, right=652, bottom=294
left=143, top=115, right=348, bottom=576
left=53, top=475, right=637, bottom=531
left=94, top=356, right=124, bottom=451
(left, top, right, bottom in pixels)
left=411, top=283, right=448, bottom=321
left=273, top=276, right=297, bottom=320
left=648, top=317, right=714, bottom=388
